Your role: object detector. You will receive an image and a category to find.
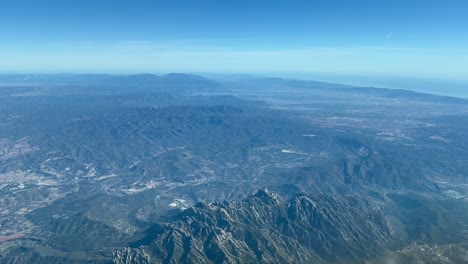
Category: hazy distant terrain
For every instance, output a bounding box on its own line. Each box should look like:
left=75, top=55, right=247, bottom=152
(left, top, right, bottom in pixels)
left=0, top=74, right=467, bottom=263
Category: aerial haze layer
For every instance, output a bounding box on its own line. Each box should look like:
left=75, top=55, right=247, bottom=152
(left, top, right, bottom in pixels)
left=1, top=0, right=468, bottom=90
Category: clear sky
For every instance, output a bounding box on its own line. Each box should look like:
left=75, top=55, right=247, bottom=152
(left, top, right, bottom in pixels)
left=1, top=0, right=468, bottom=80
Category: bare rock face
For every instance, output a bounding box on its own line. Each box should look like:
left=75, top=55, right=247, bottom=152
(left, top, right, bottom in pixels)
left=114, top=190, right=393, bottom=264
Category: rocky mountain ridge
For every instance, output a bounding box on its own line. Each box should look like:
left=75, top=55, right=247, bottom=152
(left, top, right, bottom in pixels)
left=114, top=190, right=393, bottom=264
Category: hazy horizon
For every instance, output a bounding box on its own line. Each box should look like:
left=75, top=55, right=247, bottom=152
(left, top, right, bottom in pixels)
left=1, top=0, right=468, bottom=81
left=1, top=70, right=467, bottom=98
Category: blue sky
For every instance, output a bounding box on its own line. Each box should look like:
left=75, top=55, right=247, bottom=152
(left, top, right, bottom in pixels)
left=1, top=0, right=468, bottom=80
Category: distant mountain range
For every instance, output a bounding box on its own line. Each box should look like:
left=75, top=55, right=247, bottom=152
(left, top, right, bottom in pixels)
left=0, top=73, right=223, bottom=94
left=1, top=73, right=466, bottom=104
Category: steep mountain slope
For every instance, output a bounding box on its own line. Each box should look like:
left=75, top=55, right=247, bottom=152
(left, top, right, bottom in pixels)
left=114, top=190, right=393, bottom=264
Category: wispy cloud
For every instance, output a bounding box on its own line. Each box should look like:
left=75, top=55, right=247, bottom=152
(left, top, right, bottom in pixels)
left=2, top=39, right=462, bottom=78
left=108, top=38, right=431, bottom=56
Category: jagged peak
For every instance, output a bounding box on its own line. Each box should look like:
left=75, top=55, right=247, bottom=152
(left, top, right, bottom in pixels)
left=193, top=201, right=211, bottom=209
left=248, top=189, right=284, bottom=205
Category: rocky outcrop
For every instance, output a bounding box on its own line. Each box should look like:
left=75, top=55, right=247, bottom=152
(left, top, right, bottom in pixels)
left=114, top=190, right=393, bottom=264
